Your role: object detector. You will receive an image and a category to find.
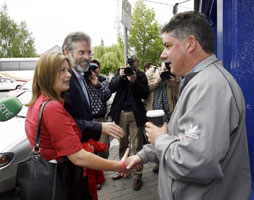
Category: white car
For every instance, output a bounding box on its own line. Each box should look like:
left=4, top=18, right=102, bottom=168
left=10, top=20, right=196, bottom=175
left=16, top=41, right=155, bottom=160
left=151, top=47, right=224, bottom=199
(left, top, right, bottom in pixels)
left=7, top=79, right=33, bottom=97
left=0, top=91, right=32, bottom=193
left=0, top=77, right=23, bottom=91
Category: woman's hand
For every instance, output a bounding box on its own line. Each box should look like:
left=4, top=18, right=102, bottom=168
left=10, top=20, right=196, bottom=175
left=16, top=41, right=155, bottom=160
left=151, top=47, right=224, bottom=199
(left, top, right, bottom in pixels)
left=120, top=148, right=143, bottom=177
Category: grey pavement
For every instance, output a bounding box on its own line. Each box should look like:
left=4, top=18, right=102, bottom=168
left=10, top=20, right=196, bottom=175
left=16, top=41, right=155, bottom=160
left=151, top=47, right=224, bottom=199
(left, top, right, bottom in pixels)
left=98, top=139, right=159, bottom=200
left=0, top=138, right=160, bottom=200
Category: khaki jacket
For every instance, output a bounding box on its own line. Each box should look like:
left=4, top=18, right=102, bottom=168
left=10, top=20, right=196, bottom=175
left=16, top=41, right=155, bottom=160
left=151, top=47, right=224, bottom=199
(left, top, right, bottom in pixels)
left=144, top=66, right=179, bottom=115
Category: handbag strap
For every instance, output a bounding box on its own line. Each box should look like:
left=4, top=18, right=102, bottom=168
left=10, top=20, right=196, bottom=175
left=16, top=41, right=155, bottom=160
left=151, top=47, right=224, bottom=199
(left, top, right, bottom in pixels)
left=33, top=100, right=50, bottom=152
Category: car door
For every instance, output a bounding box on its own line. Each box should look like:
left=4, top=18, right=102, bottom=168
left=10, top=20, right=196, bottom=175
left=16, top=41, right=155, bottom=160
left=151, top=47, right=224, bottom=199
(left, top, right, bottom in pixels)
left=0, top=78, right=4, bottom=90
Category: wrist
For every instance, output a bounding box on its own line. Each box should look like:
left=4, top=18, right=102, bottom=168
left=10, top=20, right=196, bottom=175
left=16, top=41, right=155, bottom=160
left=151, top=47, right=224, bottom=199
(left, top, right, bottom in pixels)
left=119, top=160, right=126, bottom=173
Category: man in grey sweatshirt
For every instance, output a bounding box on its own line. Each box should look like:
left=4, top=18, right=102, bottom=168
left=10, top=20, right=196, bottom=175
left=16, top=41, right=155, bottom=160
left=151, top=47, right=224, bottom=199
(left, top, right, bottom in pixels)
left=126, top=11, right=252, bottom=200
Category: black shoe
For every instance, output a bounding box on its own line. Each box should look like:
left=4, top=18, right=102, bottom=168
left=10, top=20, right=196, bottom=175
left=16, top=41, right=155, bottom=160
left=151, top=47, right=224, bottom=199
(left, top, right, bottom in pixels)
left=112, top=173, right=122, bottom=180
left=97, top=184, right=102, bottom=190
left=152, top=165, right=159, bottom=174
left=133, top=176, right=142, bottom=191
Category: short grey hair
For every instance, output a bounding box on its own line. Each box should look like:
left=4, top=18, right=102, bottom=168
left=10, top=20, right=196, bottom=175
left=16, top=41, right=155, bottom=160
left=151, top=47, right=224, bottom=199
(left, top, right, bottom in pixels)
left=62, top=31, right=91, bottom=53
left=161, top=11, right=215, bottom=54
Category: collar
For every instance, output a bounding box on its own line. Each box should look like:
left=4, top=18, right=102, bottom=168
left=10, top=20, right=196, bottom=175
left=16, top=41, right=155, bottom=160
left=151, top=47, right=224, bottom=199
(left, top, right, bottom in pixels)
left=181, top=55, right=217, bottom=85
left=72, top=68, right=84, bottom=80
left=189, top=54, right=217, bottom=73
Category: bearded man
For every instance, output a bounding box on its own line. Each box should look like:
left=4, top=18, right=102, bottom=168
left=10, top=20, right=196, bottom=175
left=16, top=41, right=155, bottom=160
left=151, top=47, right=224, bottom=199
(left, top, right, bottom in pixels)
left=62, top=32, right=124, bottom=200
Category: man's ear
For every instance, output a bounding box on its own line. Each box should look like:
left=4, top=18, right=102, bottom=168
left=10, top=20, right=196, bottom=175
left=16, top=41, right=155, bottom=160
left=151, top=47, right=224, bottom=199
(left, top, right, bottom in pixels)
left=64, top=49, right=70, bottom=57
left=186, top=35, right=197, bottom=53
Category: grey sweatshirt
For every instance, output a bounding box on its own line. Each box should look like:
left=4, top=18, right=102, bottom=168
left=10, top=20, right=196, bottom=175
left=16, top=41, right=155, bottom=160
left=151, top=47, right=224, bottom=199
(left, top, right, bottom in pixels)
left=138, top=55, right=251, bottom=200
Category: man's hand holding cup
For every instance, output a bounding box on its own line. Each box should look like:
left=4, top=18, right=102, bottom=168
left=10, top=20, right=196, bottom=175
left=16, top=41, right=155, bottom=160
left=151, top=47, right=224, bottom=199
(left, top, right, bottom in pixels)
left=145, top=110, right=168, bottom=145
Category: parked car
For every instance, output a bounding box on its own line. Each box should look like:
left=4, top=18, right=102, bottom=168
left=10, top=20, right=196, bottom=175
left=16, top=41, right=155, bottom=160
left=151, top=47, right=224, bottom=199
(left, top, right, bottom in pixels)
left=0, top=91, right=32, bottom=193
left=0, top=77, right=23, bottom=91
left=7, top=79, right=33, bottom=97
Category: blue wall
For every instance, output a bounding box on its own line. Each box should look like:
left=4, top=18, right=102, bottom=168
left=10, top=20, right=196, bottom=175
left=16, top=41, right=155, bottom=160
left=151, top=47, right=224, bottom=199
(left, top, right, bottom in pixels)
left=219, top=0, right=254, bottom=187
left=198, top=0, right=254, bottom=198
left=219, top=0, right=254, bottom=198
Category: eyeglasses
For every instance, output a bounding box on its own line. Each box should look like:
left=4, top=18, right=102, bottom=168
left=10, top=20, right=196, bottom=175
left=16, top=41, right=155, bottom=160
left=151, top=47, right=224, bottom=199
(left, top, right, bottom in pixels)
left=73, top=50, right=92, bottom=56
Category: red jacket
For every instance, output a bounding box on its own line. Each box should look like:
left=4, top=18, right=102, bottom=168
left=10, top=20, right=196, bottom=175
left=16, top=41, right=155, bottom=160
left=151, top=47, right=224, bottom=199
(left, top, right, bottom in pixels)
left=82, top=139, right=107, bottom=200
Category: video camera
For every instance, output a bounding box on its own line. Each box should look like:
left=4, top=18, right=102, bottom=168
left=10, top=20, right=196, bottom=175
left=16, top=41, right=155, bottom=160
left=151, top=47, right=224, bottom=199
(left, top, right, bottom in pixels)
left=124, top=55, right=136, bottom=76
left=84, top=63, right=99, bottom=79
left=160, top=62, right=175, bottom=81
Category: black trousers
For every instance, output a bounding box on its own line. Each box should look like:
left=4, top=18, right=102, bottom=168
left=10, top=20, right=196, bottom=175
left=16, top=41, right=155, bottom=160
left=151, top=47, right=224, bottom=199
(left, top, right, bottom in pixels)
left=80, top=176, right=92, bottom=200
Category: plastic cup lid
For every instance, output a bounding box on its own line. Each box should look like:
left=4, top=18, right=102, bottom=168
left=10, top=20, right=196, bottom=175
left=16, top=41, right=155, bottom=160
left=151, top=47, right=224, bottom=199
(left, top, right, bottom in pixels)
left=146, top=109, right=165, bottom=117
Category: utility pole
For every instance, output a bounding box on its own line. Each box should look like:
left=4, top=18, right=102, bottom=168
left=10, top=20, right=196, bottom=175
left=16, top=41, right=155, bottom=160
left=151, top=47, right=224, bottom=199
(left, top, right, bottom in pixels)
left=121, top=0, right=132, bottom=64
left=124, top=27, right=128, bottom=65
left=115, top=0, right=121, bottom=38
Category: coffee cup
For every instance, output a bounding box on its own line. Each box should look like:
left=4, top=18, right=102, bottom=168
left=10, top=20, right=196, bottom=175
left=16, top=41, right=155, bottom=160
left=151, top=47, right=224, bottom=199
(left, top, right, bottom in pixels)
left=146, top=109, right=165, bottom=127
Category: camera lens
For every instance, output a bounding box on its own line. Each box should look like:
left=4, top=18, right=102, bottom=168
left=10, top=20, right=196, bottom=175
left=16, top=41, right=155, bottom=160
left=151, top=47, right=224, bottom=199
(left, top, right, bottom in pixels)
left=160, top=71, right=171, bottom=80
left=84, top=70, right=93, bottom=79
left=124, top=66, right=134, bottom=76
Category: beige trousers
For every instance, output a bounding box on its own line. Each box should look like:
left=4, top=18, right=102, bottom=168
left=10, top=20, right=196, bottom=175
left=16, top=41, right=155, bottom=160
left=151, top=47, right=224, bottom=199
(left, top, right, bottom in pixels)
left=118, top=111, right=144, bottom=176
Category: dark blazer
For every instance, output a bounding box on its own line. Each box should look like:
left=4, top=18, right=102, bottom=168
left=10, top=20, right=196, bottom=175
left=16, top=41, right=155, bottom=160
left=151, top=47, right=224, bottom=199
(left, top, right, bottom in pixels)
left=109, top=69, right=148, bottom=127
left=64, top=69, right=101, bottom=142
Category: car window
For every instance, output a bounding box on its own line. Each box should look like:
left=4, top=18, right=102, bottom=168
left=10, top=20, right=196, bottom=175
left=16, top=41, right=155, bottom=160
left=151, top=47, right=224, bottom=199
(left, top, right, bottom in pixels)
left=0, top=78, right=14, bottom=83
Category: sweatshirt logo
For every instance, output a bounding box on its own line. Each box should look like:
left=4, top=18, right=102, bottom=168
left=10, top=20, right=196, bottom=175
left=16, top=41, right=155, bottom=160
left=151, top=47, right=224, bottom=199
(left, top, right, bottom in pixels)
left=185, top=124, right=199, bottom=140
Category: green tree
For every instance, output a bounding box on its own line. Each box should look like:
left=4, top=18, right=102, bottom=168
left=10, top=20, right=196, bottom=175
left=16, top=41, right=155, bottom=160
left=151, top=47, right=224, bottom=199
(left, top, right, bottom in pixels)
left=0, top=4, right=37, bottom=57
left=128, top=0, right=164, bottom=68
left=93, top=41, right=124, bottom=75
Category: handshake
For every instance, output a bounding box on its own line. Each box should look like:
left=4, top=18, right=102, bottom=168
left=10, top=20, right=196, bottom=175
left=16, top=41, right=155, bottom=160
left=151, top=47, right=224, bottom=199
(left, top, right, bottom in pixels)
left=119, top=148, right=143, bottom=177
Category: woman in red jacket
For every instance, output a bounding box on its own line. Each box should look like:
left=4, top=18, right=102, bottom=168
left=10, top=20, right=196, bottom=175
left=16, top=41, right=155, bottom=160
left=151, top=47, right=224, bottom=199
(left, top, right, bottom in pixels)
left=25, top=52, right=134, bottom=199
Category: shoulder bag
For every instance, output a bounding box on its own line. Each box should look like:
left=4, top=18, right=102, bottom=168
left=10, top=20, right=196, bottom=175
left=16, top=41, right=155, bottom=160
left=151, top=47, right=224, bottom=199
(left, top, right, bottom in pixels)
left=16, top=101, right=83, bottom=200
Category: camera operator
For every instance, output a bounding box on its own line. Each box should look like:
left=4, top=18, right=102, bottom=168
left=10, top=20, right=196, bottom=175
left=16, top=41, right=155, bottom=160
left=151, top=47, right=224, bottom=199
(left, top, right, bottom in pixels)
left=123, top=56, right=137, bottom=76
left=144, top=62, right=180, bottom=173
left=109, top=56, right=148, bottom=191
left=85, top=60, right=105, bottom=89
left=85, top=59, right=112, bottom=191
left=145, top=62, right=179, bottom=121
left=86, top=59, right=112, bottom=156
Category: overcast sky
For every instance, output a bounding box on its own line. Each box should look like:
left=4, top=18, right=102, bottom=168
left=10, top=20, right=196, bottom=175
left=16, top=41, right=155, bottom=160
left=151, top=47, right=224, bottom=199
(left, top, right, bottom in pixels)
left=1, top=0, right=193, bottom=54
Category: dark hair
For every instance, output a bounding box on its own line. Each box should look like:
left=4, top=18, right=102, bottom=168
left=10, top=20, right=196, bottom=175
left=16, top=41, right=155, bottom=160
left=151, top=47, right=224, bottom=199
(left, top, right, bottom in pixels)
left=91, top=59, right=100, bottom=68
left=144, top=62, right=153, bottom=70
left=161, top=11, right=215, bottom=54
left=62, top=31, right=91, bottom=53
